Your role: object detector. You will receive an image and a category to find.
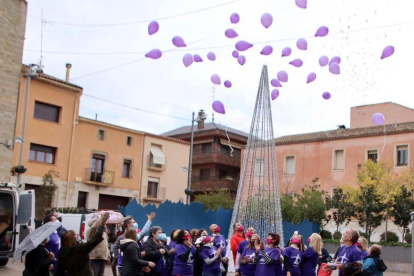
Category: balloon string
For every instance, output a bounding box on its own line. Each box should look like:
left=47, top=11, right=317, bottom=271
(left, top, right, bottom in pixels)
left=379, top=125, right=386, bottom=158
left=225, top=116, right=234, bottom=157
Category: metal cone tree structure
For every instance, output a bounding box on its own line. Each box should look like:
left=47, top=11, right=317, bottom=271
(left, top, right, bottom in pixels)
left=228, top=65, right=283, bottom=244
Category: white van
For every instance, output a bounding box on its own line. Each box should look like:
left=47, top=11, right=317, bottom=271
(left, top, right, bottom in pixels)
left=0, top=183, right=35, bottom=266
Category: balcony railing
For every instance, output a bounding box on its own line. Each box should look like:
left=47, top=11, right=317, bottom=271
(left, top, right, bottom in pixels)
left=192, top=149, right=242, bottom=167
left=84, top=168, right=114, bottom=185
left=191, top=175, right=239, bottom=192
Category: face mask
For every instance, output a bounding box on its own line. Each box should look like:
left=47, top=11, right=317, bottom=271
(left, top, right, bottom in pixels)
left=57, top=216, right=62, bottom=223
left=355, top=242, right=361, bottom=247
left=237, top=226, right=244, bottom=232
left=203, top=236, right=211, bottom=243
left=157, top=233, right=167, bottom=241
left=340, top=244, right=345, bottom=247
left=250, top=240, right=256, bottom=246
left=215, top=226, right=221, bottom=232
left=132, top=223, right=138, bottom=229
left=201, top=233, right=208, bottom=237
left=307, top=238, right=311, bottom=243
left=246, top=232, right=253, bottom=238
left=184, top=234, right=192, bottom=240
left=291, top=238, right=300, bottom=245
left=266, top=238, right=273, bottom=244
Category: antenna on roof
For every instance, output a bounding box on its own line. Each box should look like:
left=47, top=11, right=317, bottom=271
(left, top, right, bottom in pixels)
left=39, top=8, right=45, bottom=66
left=95, top=114, right=98, bottom=121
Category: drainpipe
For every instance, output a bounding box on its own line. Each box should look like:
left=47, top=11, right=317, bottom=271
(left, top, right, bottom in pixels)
left=65, top=98, right=78, bottom=207
left=411, top=211, right=414, bottom=276
left=138, top=134, right=145, bottom=204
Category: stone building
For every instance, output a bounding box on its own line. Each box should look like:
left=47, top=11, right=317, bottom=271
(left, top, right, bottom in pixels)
left=0, top=0, right=27, bottom=181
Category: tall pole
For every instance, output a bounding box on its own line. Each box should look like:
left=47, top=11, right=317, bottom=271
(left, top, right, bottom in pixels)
left=186, top=112, right=195, bottom=204
left=411, top=211, right=414, bottom=276
left=17, top=67, right=35, bottom=186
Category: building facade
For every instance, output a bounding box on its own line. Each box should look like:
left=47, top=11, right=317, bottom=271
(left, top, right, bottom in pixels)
left=0, top=0, right=27, bottom=181
left=163, top=113, right=249, bottom=196
left=13, top=65, right=189, bottom=210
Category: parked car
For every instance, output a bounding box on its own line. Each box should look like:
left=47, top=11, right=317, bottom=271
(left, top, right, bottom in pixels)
left=0, top=182, right=35, bottom=266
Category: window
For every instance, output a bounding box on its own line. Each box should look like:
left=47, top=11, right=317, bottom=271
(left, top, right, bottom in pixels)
left=396, top=145, right=408, bottom=166
left=34, top=101, right=60, bottom=123
left=29, top=144, right=56, bottom=164
left=97, top=129, right=105, bottom=140
left=219, top=170, right=228, bottom=180
left=254, top=158, right=265, bottom=176
left=367, top=150, right=378, bottom=162
left=127, top=136, right=133, bottom=146
left=90, top=154, right=105, bottom=182
left=147, top=178, right=159, bottom=198
left=220, top=144, right=232, bottom=155
left=150, top=145, right=166, bottom=167
left=201, top=143, right=212, bottom=153
left=122, top=159, right=132, bottom=178
left=77, top=191, right=88, bottom=208
left=333, top=149, right=345, bottom=170
left=284, top=156, right=295, bottom=175
left=200, top=169, right=211, bottom=180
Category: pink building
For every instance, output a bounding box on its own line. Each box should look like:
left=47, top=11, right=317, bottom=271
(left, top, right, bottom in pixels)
left=274, top=102, right=414, bottom=194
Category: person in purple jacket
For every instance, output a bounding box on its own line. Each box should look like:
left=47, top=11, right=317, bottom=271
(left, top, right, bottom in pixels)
left=283, top=237, right=303, bottom=276
left=235, top=234, right=260, bottom=276
left=172, top=229, right=197, bottom=276
left=357, top=237, right=369, bottom=259
left=209, top=224, right=228, bottom=276
left=302, top=233, right=322, bottom=276
left=235, top=227, right=255, bottom=267
left=200, top=236, right=222, bottom=276
left=44, top=214, right=60, bottom=273
left=255, top=233, right=283, bottom=276
left=324, top=229, right=362, bottom=276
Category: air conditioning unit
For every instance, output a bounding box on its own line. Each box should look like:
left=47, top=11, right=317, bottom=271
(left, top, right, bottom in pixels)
left=75, top=177, right=82, bottom=182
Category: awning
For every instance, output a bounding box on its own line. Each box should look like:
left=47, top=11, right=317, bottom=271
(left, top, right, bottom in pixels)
left=193, top=138, right=215, bottom=145
left=150, top=146, right=166, bottom=165
left=220, top=138, right=243, bottom=149
left=148, top=177, right=160, bottom=183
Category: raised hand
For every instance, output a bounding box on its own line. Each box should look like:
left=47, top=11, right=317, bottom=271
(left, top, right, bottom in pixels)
left=260, top=241, right=265, bottom=251
left=254, top=241, right=261, bottom=252
left=142, top=267, right=150, bottom=273
left=100, top=212, right=110, bottom=225
left=148, top=261, right=156, bottom=268
left=147, top=212, right=156, bottom=221
left=216, top=247, right=223, bottom=256
left=159, top=248, right=166, bottom=254
left=48, top=251, right=55, bottom=259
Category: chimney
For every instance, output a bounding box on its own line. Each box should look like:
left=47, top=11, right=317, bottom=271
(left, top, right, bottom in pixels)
left=65, top=63, right=72, bottom=82
left=197, top=109, right=206, bottom=130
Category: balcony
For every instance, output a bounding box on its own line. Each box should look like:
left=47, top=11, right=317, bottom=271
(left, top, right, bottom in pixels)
left=84, top=168, right=114, bottom=186
left=147, top=155, right=167, bottom=171
left=192, top=149, right=241, bottom=167
left=191, top=175, right=239, bottom=193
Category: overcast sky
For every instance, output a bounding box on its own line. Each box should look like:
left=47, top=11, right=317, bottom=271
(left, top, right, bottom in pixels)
left=23, top=0, right=414, bottom=138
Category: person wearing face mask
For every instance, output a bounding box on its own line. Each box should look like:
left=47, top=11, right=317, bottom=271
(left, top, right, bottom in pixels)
left=113, top=213, right=156, bottom=276
left=48, top=209, right=68, bottom=239
left=235, top=227, right=255, bottom=271
left=43, top=214, right=60, bottom=274
left=255, top=233, right=283, bottom=276
left=23, top=237, right=55, bottom=276
left=235, top=233, right=260, bottom=276
left=172, top=229, right=197, bottom=276
left=194, top=229, right=209, bottom=276
left=302, top=233, right=322, bottom=276
left=357, top=237, right=369, bottom=259
left=283, top=237, right=303, bottom=276
left=86, top=216, right=111, bottom=276
left=200, top=236, right=222, bottom=276
left=168, top=229, right=180, bottom=276
left=209, top=224, right=228, bottom=276
left=230, top=223, right=245, bottom=264
left=142, top=226, right=169, bottom=276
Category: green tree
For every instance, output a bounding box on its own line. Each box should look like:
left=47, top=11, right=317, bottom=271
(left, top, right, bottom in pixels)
left=295, top=183, right=326, bottom=225
left=194, top=189, right=235, bottom=211
left=391, top=186, right=414, bottom=242
left=324, top=187, right=355, bottom=232
left=281, top=194, right=302, bottom=223
left=40, top=169, right=59, bottom=217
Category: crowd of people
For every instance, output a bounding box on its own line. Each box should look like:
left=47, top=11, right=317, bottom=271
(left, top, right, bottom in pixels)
left=22, top=211, right=388, bottom=276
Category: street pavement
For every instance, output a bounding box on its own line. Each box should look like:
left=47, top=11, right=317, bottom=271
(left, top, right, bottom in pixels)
left=0, top=259, right=410, bottom=276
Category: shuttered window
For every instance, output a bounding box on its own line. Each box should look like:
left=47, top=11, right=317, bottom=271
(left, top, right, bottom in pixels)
left=333, top=149, right=345, bottom=170
left=122, top=159, right=132, bottom=178
left=284, top=156, right=295, bottom=175
left=34, top=101, right=60, bottom=122
left=397, top=145, right=408, bottom=166
left=254, top=159, right=265, bottom=176
left=147, top=178, right=159, bottom=198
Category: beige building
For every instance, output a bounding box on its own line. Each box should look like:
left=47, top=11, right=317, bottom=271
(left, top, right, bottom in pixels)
left=13, top=64, right=189, bottom=210
left=0, top=0, right=27, bottom=181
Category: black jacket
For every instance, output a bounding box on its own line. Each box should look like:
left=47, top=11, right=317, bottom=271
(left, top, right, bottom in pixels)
left=120, top=240, right=149, bottom=276
left=23, top=244, right=54, bottom=276
left=142, top=237, right=168, bottom=276
left=318, top=247, right=331, bottom=265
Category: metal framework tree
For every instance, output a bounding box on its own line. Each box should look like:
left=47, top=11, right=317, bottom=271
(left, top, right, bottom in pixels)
left=228, top=65, right=284, bottom=244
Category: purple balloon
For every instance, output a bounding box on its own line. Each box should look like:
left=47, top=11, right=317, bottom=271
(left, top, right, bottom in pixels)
left=271, top=89, right=279, bottom=100
left=329, top=56, right=341, bottom=65
left=145, top=49, right=162, bottom=59
left=315, top=26, right=329, bottom=37
left=172, top=36, right=186, bottom=47
left=235, top=41, right=253, bottom=51
left=295, top=0, right=307, bottom=9
left=207, top=52, right=216, bottom=61
left=148, top=21, right=159, bottom=35
left=182, top=54, right=193, bottom=67
left=211, top=74, right=221, bottom=85
left=238, top=55, right=246, bottom=66
left=224, top=80, right=232, bottom=88
left=329, top=62, right=340, bottom=74
left=260, top=45, right=273, bottom=55
left=277, top=71, right=288, bottom=82
left=225, top=29, right=238, bottom=38
left=307, top=73, right=316, bottom=83
left=289, top=59, right=303, bottom=67
left=296, top=38, right=307, bottom=50
left=212, top=101, right=225, bottom=114
left=193, top=54, right=203, bottom=62
left=371, top=113, right=385, bottom=125
left=322, top=92, right=331, bottom=100
left=319, top=56, right=329, bottom=67
left=282, top=47, right=291, bottom=57
left=381, top=46, right=395, bottom=59
left=232, top=50, right=239, bottom=58
left=261, top=13, right=273, bottom=28
left=230, top=13, right=240, bottom=24
left=271, top=79, right=282, bottom=87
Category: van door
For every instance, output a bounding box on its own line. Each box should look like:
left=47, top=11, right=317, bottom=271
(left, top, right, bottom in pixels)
left=15, top=190, right=35, bottom=248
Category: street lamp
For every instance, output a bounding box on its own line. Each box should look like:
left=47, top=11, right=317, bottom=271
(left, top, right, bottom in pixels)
left=16, top=64, right=43, bottom=187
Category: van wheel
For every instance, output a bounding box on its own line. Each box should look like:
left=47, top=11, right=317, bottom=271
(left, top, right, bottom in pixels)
left=0, top=258, right=8, bottom=266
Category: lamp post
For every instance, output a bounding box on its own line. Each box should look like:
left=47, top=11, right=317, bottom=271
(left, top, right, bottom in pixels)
left=411, top=211, right=414, bottom=276
left=186, top=112, right=195, bottom=204
left=16, top=64, right=42, bottom=187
